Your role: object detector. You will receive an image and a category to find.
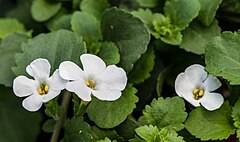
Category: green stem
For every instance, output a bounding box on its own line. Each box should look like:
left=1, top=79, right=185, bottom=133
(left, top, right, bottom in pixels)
left=50, top=91, right=71, bottom=142
left=76, top=100, right=89, bottom=116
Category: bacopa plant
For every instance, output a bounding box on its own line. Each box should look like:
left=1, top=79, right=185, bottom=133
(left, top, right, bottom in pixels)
left=1, top=0, right=240, bottom=141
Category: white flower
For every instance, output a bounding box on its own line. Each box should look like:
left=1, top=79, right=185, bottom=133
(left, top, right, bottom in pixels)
left=13, top=58, right=67, bottom=112
left=59, top=54, right=127, bottom=101
left=175, top=64, right=224, bottom=111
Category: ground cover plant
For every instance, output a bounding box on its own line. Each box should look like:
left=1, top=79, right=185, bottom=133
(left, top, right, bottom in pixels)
left=1, top=0, right=240, bottom=141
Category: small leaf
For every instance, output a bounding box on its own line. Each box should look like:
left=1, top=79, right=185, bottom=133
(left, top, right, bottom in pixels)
left=86, top=84, right=138, bottom=128
left=98, top=42, right=120, bottom=65
left=91, top=126, right=123, bottom=141
left=164, top=0, right=200, bottom=29
left=0, top=18, right=26, bottom=39
left=185, top=102, right=235, bottom=141
left=101, top=7, right=150, bottom=72
left=97, top=137, right=112, bottom=142
left=205, top=31, right=240, bottom=85
left=71, top=11, right=101, bottom=43
left=232, top=99, right=240, bottom=139
left=0, top=33, right=29, bottom=87
left=143, top=97, right=187, bottom=131
left=136, top=0, right=158, bottom=8
left=44, top=99, right=64, bottom=120
left=63, top=117, right=94, bottom=142
left=47, top=14, right=72, bottom=31
left=198, top=0, right=222, bottom=26
left=12, top=30, right=86, bottom=76
left=42, top=119, right=55, bottom=133
left=129, top=46, right=155, bottom=84
left=80, top=0, right=110, bottom=20
left=135, top=125, right=159, bottom=142
left=180, top=20, right=221, bottom=55
left=31, top=0, right=62, bottom=22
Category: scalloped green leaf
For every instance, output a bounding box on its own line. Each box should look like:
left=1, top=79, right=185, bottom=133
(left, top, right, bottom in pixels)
left=98, top=42, right=120, bottom=65
left=101, top=8, right=150, bottom=73
left=136, top=0, right=158, bottom=8
left=198, top=0, right=222, bottom=26
left=31, top=0, right=61, bottom=22
left=0, top=18, right=26, bottom=39
left=205, top=31, right=240, bottom=85
left=0, top=33, right=29, bottom=87
left=185, top=102, right=235, bottom=141
left=71, top=11, right=101, bottom=43
left=164, top=0, right=200, bottom=29
left=129, top=46, right=155, bottom=84
left=12, top=30, right=86, bottom=76
left=180, top=20, right=221, bottom=55
left=143, top=97, right=187, bottom=131
left=86, top=84, right=138, bottom=128
left=232, top=99, right=240, bottom=139
left=47, top=14, right=72, bottom=32
left=80, top=0, right=110, bottom=20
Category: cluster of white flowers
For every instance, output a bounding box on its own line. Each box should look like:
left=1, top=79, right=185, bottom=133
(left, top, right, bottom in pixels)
left=13, top=54, right=127, bottom=112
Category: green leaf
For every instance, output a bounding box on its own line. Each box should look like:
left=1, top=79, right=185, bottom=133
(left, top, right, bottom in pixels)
left=80, top=0, right=110, bottom=20
left=158, top=128, right=185, bottom=142
left=136, top=0, right=158, bottom=8
left=0, top=33, right=29, bottom=87
left=0, top=18, right=26, bottom=39
left=205, top=31, right=240, bottom=85
left=143, top=97, right=187, bottom=131
left=47, top=14, right=72, bottom=32
left=180, top=20, right=221, bottom=55
left=97, top=137, right=112, bottom=142
left=101, top=7, right=150, bottom=73
left=44, top=99, right=64, bottom=120
left=185, top=102, right=235, bottom=141
left=129, top=46, right=155, bottom=84
left=71, top=11, right=101, bottom=43
left=63, top=117, right=94, bottom=142
left=135, top=125, right=159, bottom=142
left=31, top=0, right=62, bottom=22
left=164, top=0, right=200, bottom=29
left=86, top=84, right=138, bottom=128
left=232, top=99, right=240, bottom=139
left=42, top=119, right=55, bottom=133
left=98, top=42, right=120, bottom=65
left=91, top=126, right=123, bottom=141
left=198, top=0, right=222, bottom=26
left=0, top=86, right=41, bottom=142
left=12, top=30, right=86, bottom=76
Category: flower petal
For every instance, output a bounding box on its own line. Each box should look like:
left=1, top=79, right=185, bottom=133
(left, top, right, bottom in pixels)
left=185, top=64, right=207, bottom=85
left=96, top=65, right=127, bottom=91
left=48, top=69, right=68, bottom=90
left=42, top=90, right=61, bottom=103
left=175, top=73, right=195, bottom=97
left=181, top=92, right=201, bottom=107
left=13, top=76, right=37, bottom=97
left=203, top=75, right=221, bottom=92
left=92, top=89, right=121, bottom=101
left=66, top=80, right=92, bottom=101
left=200, top=92, right=224, bottom=111
left=80, top=54, right=106, bottom=78
left=22, top=94, right=43, bottom=111
left=59, top=61, right=85, bottom=81
left=26, top=58, right=51, bottom=81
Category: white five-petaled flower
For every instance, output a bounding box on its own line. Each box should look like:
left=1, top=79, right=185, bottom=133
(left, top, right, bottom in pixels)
left=175, top=64, right=224, bottom=111
left=13, top=58, right=67, bottom=112
left=59, top=54, right=127, bottom=101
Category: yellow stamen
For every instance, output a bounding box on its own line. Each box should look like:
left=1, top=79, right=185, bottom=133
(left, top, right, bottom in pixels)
left=193, top=89, right=204, bottom=100
left=86, top=79, right=95, bottom=89
left=38, top=84, right=49, bottom=95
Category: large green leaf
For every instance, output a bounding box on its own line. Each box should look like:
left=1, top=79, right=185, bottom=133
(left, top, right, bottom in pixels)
left=205, top=31, right=240, bottom=85
left=180, top=20, right=221, bottom=55
left=143, top=97, right=187, bottom=131
left=164, top=0, right=200, bottom=29
left=198, top=0, right=222, bottom=26
left=80, top=0, right=110, bottom=20
left=71, top=11, right=101, bottom=43
left=0, top=18, right=26, bottom=39
left=31, top=0, right=62, bottom=22
left=101, top=7, right=150, bottom=73
left=98, top=42, right=120, bottom=65
left=86, top=84, right=138, bottom=128
left=12, top=30, right=86, bottom=76
left=185, top=102, right=235, bottom=141
left=0, top=33, right=29, bottom=87
left=0, top=86, right=41, bottom=142
left=232, top=99, right=240, bottom=139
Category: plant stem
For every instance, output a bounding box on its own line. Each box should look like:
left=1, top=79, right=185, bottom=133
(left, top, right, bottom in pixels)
left=50, top=91, right=71, bottom=142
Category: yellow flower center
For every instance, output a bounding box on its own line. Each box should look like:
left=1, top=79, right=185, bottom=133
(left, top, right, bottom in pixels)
left=86, top=79, right=95, bottom=89
left=38, top=84, right=49, bottom=95
left=193, top=89, right=204, bottom=100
